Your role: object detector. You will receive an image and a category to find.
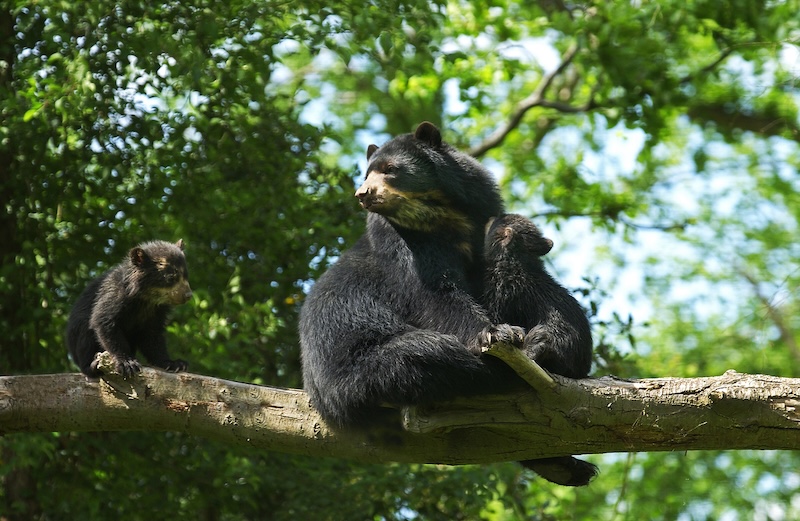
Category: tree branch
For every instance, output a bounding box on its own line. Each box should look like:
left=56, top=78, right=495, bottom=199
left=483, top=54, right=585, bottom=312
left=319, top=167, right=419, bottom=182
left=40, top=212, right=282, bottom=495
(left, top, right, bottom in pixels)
left=482, top=341, right=556, bottom=393
left=679, top=46, right=735, bottom=84
left=2, top=352, right=800, bottom=465
left=686, top=103, right=800, bottom=142
left=529, top=209, right=690, bottom=232
left=468, top=42, right=593, bottom=158
left=738, top=267, right=800, bottom=364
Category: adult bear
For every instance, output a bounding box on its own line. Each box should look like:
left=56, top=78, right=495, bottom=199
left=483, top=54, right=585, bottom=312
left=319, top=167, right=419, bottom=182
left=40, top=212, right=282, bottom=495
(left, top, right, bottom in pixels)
left=299, top=122, right=595, bottom=486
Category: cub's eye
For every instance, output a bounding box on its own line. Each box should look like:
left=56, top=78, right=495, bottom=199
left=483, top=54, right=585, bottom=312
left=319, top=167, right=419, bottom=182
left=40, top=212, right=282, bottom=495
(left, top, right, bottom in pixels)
left=164, top=268, right=178, bottom=283
left=384, top=165, right=397, bottom=175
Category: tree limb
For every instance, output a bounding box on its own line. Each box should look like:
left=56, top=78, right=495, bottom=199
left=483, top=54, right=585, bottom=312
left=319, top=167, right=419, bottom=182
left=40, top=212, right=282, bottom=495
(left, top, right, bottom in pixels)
left=2, top=351, right=799, bottom=465
left=679, top=46, right=735, bottom=84
left=686, top=103, right=800, bottom=142
left=738, top=267, right=800, bottom=364
left=468, top=42, right=593, bottom=158
left=482, top=341, right=556, bottom=393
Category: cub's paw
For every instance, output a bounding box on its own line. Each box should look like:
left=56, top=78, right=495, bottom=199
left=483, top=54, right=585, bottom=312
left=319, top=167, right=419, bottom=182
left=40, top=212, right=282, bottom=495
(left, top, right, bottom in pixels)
left=523, top=326, right=559, bottom=366
left=114, top=357, right=143, bottom=379
left=163, top=359, right=189, bottom=373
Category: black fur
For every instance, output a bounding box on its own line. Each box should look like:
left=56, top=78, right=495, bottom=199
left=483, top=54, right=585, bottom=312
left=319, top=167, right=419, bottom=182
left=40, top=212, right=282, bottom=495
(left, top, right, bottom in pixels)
left=300, top=123, right=595, bottom=486
left=483, top=214, right=597, bottom=485
left=300, top=122, right=523, bottom=428
left=67, top=240, right=193, bottom=378
left=483, top=214, right=593, bottom=378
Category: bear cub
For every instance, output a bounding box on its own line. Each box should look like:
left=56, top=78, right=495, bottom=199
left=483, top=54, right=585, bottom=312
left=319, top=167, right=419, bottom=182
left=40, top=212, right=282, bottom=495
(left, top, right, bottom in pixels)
left=483, top=214, right=593, bottom=379
left=483, top=214, right=598, bottom=485
left=67, top=239, right=193, bottom=378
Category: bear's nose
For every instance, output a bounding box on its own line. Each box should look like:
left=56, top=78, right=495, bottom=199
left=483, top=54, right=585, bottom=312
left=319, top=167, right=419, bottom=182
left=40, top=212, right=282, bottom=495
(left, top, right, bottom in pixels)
left=355, top=186, right=372, bottom=201
left=355, top=187, right=377, bottom=209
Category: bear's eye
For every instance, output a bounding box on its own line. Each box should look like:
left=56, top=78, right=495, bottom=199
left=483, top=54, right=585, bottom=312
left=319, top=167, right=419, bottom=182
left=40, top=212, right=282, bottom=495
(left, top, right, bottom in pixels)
left=164, top=267, right=178, bottom=283
left=384, top=165, right=397, bottom=175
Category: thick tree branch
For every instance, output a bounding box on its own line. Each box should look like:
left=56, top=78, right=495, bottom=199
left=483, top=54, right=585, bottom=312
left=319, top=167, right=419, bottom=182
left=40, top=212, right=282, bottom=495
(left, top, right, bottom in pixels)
left=2, top=351, right=799, bottom=465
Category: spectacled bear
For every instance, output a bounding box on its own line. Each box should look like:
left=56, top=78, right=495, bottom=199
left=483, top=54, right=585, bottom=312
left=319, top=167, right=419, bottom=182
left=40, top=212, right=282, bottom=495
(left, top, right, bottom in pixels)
left=483, top=214, right=593, bottom=379
left=299, top=122, right=594, bottom=486
left=483, top=214, right=597, bottom=485
left=67, top=239, right=193, bottom=378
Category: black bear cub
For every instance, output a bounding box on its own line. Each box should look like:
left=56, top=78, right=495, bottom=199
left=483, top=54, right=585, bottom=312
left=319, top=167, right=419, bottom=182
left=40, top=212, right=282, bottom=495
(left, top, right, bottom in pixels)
left=484, top=214, right=597, bottom=485
left=484, top=214, right=593, bottom=378
left=67, top=239, right=192, bottom=378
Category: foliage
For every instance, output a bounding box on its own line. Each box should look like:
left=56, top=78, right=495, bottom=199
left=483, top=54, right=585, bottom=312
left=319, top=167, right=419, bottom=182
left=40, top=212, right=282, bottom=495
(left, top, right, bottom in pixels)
left=1, top=0, right=799, bottom=519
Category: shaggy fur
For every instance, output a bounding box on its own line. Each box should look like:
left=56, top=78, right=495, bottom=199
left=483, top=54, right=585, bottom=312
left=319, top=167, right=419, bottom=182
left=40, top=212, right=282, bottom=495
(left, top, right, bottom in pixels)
left=67, top=240, right=192, bottom=378
left=483, top=214, right=597, bottom=485
left=300, top=123, right=596, bottom=486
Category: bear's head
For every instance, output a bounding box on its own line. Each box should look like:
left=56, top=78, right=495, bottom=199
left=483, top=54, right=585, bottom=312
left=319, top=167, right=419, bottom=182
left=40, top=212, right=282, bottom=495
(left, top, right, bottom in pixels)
left=356, top=122, right=502, bottom=236
left=485, top=214, right=554, bottom=260
left=128, top=240, right=193, bottom=306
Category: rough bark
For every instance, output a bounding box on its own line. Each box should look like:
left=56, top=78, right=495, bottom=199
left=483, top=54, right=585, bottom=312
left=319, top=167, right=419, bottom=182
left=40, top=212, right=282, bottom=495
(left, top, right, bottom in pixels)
left=1, top=349, right=799, bottom=465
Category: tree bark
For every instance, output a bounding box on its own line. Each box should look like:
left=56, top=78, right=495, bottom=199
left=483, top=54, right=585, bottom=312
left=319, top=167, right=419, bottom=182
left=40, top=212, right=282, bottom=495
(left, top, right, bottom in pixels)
left=1, top=349, right=799, bottom=465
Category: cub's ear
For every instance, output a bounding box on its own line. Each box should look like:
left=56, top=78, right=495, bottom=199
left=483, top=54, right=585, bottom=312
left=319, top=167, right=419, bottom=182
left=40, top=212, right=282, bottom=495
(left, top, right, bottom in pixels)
left=130, top=247, right=147, bottom=266
left=175, top=239, right=185, bottom=251
left=414, top=121, right=442, bottom=147
left=367, top=144, right=379, bottom=160
left=536, top=238, right=554, bottom=256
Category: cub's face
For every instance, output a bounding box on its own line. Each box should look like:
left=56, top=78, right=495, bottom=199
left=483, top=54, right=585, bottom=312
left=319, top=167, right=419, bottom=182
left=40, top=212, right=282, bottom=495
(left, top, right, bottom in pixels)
left=131, top=240, right=193, bottom=306
left=354, top=161, right=407, bottom=215
left=486, top=215, right=554, bottom=259
left=149, top=256, right=193, bottom=306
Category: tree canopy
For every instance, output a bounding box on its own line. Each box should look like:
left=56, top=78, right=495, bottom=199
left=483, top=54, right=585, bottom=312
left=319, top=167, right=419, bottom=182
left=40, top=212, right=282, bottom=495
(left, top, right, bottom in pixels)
left=1, top=1, right=799, bottom=519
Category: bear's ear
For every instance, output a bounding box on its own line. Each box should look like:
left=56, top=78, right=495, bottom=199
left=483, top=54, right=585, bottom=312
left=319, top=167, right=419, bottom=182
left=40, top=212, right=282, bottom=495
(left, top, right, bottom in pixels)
left=175, top=239, right=185, bottom=251
left=367, top=144, right=379, bottom=160
left=130, top=247, right=148, bottom=266
left=414, top=121, right=442, bottom=147
left=501, top=226, right=514, bottom=245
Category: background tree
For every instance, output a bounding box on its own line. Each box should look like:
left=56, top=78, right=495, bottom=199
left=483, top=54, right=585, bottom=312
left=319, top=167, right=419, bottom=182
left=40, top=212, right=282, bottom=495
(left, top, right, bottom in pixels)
left=1, top=0, right=798, bottom=519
